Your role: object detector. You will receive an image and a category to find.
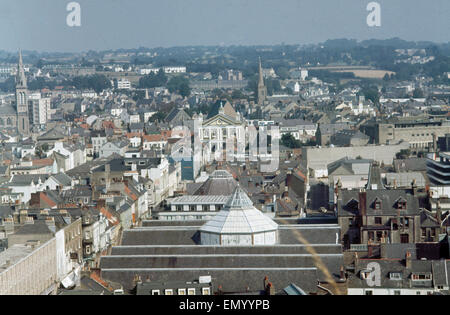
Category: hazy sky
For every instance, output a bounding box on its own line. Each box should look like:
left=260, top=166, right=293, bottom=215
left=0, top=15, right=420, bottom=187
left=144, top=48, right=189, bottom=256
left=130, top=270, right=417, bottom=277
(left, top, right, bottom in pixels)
left=0, top=0, right=449, bottom=52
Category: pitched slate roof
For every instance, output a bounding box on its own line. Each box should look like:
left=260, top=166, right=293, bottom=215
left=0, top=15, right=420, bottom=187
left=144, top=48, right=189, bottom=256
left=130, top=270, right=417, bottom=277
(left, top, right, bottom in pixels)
left=338, top=189, right=420, bottom=217
left=193, top=170, right=238, bottom=196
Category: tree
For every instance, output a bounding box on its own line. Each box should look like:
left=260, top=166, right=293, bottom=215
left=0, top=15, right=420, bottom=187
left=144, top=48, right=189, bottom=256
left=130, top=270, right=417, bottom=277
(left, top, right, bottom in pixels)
left=281, top=133, right=302, bottom=149
left=69, top=74, right=111, bottom=93
left=149, top=111, right=166, bottom=123
left=231, top=90, right=246, bottom=100
left=413, top=88, right=424, bottom=98
left=35, top=59, right=45, bottom=69
left=139, top=68, right=167, bottom=88
left=361, top=87, right=380, bottom=104
left=167, top=76, right=191, bottom=98
left=179, top=82, right=191, bottom=98
left=396, top=149, right=411, bottom=159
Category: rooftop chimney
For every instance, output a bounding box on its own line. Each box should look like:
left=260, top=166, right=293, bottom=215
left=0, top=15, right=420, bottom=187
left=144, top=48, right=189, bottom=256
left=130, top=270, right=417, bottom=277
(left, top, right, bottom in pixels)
left=45, top=217, right=56, bottom=233
left=265, top=282, right=275, bottom=295
left=436, top=201, right=442, bottom=224
left=358, top=191, right=367, bottom=217
left=24, top=216, right=34, bottom=225
left=340, top=265, right=346, bottom=281
left=263, top=276, right=269, bottom=289
left=411, top=179, right=417, bottom=196
left=19, top=210, right=28, bottom=223
left=405, top=251, right=412, bottom=269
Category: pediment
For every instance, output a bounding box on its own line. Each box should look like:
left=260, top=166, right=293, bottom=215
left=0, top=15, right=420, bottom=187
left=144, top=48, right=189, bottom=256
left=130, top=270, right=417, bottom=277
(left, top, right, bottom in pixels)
left=203, top=114, right=239, bottom=127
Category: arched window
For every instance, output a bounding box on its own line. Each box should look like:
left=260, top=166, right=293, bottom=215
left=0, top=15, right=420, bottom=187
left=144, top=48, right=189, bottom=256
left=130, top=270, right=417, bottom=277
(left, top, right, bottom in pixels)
left=6, top=117, right=12, bottom=126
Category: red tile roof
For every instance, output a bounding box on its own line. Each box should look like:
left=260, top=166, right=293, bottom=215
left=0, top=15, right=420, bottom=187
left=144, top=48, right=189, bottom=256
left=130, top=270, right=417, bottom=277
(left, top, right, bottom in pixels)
left=143, top=134, right=164, bottom=142
left=32, top=158, right=54, bottom=167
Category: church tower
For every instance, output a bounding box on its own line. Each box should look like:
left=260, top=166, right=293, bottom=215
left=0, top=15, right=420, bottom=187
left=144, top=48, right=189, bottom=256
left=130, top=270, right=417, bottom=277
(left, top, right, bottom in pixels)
left=257, top=57, right=267, bottom=106
left=16, top=50, right=30, bottom=136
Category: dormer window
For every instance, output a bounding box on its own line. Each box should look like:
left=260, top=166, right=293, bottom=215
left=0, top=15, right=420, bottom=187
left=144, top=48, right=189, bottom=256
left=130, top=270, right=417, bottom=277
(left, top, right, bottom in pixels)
left=412, top=273, right=432, bottom=281
left=360, top=269, right=372, bottom=280
left=389, top=272, right=402, bottom=281
left=347, top=199, right=359, bottom=211
left=373, top=197, right=382, bottom=210
left=397, top=198, right=407, bottom=210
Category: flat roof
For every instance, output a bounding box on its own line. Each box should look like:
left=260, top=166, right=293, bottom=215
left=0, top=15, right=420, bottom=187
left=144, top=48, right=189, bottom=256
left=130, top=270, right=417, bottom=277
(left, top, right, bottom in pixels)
left=168, top=195, right=230, bottom=205
left=0, top=244, right=34, bottom=273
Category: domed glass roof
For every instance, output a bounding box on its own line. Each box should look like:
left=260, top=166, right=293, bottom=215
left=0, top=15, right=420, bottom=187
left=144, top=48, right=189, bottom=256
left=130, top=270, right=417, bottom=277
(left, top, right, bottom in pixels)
left=200, top=186, right=278, bottom=235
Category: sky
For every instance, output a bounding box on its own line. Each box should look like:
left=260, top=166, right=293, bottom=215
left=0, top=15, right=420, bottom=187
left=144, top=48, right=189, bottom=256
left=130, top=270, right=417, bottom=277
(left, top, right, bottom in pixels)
left=0, top=0, right=449, bottom=52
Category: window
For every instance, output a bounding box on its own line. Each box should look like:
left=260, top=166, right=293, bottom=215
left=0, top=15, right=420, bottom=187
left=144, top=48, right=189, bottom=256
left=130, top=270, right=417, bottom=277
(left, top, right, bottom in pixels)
left=389, top=272, right=402, bottom=280
left=365, top=290, right=373, bottom=295
left=202, top=287, right=210, bottom=295
left=187, top=288, right=196, bottom=295
left=375, top=217, right=382, bottom=225
left=412, top=273, right=432, bottom=281
left=398, top=200, right=407, bottom=210
left=165, top=289, right=173, bottom=295
left=374, top=198, right=381, bottom=210
left=416, top=291, right=421, bottom=295
left=178, top=289, right=186, bottom=295
left=394, top=290, right=401, bottom=295
left=376, top=231, right=383, bottom=242
left=360, top=270, right=371, bottom=280
left=400, top=234, right=409, bottom=243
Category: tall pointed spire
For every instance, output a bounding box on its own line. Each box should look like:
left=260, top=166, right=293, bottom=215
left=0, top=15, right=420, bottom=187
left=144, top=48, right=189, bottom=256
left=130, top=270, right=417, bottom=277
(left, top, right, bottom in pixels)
left=16, top=49, right=27, bottom=88
left=258, top=57, right=264, bottom=85
left=15, top=49, right=30, bottom=136
left=257, top=57, right=267, bottom=105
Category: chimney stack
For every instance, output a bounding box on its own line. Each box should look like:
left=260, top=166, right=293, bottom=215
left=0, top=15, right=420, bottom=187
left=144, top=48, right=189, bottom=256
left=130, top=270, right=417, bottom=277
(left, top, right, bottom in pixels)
left=411, top=179, right=417, bottom=195
left=432, top=133, right=437, bottom=152
left=19, top=210, right=28, bottom=224
left=24, top=216, right=34, bottom=225
left=265, top=282, right=275, bottom=295
left=263, top=276, right=269, bottom=289
left=436, top=200, right=442, bottom=225
left=45, top=217, right=56, bottom=233
left=340, top=265, right=346, bottom=281
left=355, top=252, right=360, bottom=269
left=405, top=251, right=412, bottom=269
left=358, top=191, right=367, bottom=216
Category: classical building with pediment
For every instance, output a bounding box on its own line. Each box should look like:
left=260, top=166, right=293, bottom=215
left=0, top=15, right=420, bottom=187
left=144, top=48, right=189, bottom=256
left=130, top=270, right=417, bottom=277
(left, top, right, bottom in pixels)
left=194, top=101, right=245, bottom=154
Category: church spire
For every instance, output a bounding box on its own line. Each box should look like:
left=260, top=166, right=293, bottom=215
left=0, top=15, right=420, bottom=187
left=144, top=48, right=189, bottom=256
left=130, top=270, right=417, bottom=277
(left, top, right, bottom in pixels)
left=16, top=49, right=27, bottom=88
left=257, top=57, right=267, bottom=105
left=15, top=49, right=30, bottom=136
left=258, top=57, right=264, bottom=86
